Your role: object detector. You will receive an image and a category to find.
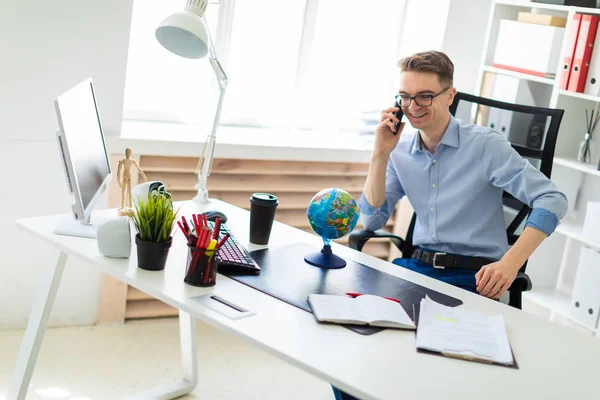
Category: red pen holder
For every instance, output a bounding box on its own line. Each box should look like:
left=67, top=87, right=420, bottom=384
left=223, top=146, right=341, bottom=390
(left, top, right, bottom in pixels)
left=184, top=245, right=219, bottom=287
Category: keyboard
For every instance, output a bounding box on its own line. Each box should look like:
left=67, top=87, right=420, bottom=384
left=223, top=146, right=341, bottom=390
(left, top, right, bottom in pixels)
left=208, top=221, right=261, bottom=275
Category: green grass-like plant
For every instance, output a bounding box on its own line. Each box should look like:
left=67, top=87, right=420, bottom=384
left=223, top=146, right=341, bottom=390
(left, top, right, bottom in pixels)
left=126, top=193, right=178, bottom=242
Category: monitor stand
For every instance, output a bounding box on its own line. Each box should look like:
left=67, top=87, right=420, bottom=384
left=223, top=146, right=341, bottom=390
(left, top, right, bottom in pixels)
left=53, top=213, right=114, bottom=239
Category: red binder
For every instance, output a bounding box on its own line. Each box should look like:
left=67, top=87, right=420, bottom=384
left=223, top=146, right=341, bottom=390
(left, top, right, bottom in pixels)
left=568, top=14, right=600, bottom=93
left=560, top=13, right=582, bottom=90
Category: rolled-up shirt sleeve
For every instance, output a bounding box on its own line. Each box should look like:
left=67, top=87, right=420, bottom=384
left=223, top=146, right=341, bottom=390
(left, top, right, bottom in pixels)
left=480, top=131, right=568, bottom=236
left=359, top=158, right=406, bottom=231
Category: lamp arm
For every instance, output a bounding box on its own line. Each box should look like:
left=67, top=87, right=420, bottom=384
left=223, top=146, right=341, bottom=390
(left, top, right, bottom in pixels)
left=194, top=21, right=228, bottom=204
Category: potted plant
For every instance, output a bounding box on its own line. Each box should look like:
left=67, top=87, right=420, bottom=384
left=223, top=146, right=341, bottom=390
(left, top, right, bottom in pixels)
left=126, top=192, right=178, bottom=271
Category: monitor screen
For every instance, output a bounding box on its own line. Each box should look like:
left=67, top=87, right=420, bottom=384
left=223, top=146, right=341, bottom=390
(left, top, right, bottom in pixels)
left=54, top=79, right=110, bottom=215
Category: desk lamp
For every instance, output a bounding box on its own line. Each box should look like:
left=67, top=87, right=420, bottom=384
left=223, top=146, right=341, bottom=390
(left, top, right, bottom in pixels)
left=155, top=0, right=228, bottom=204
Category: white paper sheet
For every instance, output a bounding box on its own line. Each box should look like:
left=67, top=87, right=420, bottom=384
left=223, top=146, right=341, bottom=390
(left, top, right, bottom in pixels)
left=416, top=296, right=513, bottom=365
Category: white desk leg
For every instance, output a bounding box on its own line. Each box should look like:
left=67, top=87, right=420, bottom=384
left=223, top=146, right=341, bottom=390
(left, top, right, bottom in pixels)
left=122, top=310, right=198, bottom=400
left=8, top=251, right=68, bottom=400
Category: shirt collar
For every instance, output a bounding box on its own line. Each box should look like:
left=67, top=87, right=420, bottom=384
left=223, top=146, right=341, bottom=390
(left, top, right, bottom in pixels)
left=440, top=115, right=460, bottom=148
left=409, top=114, right=460, bottom=155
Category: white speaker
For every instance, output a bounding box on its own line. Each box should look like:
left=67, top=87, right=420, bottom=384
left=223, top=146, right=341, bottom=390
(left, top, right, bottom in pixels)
left=97, top=216, right=132, bottom=258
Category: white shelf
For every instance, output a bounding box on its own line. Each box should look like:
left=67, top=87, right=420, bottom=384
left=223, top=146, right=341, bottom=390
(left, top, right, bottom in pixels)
left=494, top=0, right=571, bottom=13
left=555, top=220, right=600, bottom=250
left=482, top=65, right=555, bottom=85
left=523, top=288, right=597, bottom=332
left=554, top=156, right=600, bottom=178
left=574, top=6, right=600, bottom=16
left=559, top=90, right=600, bottom=103
left=524, top=287, right=571, bottom=316
left=484, top=0, right=600, bottom=338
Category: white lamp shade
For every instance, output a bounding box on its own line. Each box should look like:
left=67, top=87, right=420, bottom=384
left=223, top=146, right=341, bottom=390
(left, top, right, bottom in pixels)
left=155, top=10, right=209, bottom=59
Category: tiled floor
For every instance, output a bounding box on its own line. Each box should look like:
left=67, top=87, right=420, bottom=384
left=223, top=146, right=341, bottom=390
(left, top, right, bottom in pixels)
left=0, top=318, right=334, bottom=400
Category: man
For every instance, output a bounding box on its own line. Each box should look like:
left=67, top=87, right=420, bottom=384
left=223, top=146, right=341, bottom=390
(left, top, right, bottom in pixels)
left=332, top=50, right=567, bottom=400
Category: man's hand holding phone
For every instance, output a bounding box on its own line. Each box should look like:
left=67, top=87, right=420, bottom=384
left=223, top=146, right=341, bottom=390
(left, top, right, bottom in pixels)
left=374, top=104, right=405, bottom=157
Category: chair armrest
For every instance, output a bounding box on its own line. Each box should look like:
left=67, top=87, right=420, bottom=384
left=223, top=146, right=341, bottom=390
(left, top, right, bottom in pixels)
left=510, top=271, right=532, bottom=292
left=348, top=229, right=405, bottom=252
left=508, top=271, right=532, bottom=309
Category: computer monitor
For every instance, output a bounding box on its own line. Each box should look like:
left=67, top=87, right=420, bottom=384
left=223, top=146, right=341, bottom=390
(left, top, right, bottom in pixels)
left=53, top=78, right=112, bottom=238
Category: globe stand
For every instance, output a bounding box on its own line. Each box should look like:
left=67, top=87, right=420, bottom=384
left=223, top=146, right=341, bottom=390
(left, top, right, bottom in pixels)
left=304, top=244, right=346, bottom=269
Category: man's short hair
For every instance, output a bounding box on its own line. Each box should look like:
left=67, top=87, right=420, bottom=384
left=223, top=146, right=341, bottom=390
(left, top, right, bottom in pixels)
left=398, top=51, right=454, bottom=87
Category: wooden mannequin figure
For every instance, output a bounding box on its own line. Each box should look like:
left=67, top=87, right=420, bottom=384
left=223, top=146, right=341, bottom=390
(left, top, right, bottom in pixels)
left=117, top=148, right=147, bottom=215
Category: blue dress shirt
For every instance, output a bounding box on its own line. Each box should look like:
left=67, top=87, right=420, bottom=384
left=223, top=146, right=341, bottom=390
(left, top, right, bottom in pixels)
left=359, top=115, right=568, bottom=261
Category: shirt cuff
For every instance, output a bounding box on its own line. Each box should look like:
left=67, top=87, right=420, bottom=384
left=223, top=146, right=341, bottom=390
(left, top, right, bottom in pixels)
left=525, top=208, right=560, bottom=236
left=358, top=193, right=388, bottom=215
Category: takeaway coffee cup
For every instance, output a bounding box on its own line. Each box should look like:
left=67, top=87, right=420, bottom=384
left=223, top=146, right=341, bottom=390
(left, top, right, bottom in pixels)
left=249, top=193, right=279, bottom=244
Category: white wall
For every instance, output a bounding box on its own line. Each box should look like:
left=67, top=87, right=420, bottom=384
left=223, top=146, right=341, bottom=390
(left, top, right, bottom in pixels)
left=396, top=0, right=490, bottom=94
left=0, top=0, right=134, bottom=329
left=441, top=0, right=493, bottom=94
left=398, top=0, right=451, bottom=58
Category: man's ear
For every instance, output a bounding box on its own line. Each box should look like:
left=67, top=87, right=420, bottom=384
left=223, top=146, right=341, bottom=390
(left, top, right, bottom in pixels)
left=447, top=87, right=457, bottom=106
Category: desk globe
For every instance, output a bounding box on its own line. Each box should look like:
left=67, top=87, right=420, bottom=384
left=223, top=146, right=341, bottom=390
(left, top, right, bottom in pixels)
left=305, top=188, right=360, bottom=269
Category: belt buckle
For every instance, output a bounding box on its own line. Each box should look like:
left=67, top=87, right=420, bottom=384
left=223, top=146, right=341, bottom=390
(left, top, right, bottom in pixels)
left=433, top=252, right=446, bottom=269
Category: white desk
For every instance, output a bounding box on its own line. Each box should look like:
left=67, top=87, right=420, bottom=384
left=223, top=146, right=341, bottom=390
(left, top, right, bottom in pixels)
left=9, top=199, right=600, bottom=400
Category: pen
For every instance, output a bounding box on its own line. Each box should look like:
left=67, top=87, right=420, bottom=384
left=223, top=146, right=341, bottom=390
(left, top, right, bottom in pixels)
left=177, top=220, right=187, bottom=235
left=216, top=233, right=230, bottom=249
left=181, top=217, right=192, bottom=236
left=212, top=217, right=222, bottom=241
left=201, top=239, right=218, bottom=284
left=346, top=292, right=401, bottom=304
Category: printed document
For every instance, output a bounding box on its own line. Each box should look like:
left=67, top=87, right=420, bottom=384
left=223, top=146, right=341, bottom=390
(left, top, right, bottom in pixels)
left=416, top=296, right=514, bottom=365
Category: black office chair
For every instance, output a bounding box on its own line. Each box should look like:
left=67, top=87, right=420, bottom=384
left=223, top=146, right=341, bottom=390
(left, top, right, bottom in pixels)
left=348, top=92, right=564, bottom=309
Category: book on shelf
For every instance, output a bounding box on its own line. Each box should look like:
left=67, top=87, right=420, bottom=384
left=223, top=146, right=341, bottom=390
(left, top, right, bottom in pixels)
left=568, top=14, right=600, bottom=93
left=560, top=13, right=582, bottom=90
left=307, top=294, right=416, bottom=329
left=492, top=19, right=564, bottom=79
left=415, top=296, right=516, bottom=367
left=518, top=12, right=567, bottom=28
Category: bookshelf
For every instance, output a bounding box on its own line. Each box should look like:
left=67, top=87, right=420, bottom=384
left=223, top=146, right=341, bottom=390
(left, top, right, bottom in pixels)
left=476, top=0, right=600, bottom=336
left=554, top=156, right=600, bottom=177
left=559, top=89, right=600, bottom=102
left=482, top=65, right=556, bottom=85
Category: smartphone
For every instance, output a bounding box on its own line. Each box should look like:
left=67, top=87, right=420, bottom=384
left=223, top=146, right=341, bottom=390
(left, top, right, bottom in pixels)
left=393, top=102, right=404, bottom=135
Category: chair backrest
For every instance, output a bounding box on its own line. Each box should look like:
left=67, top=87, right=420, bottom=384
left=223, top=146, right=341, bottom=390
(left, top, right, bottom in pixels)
left=400, top=92, right=564, bottom=262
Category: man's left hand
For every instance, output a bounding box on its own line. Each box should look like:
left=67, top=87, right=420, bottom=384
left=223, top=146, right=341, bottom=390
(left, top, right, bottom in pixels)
left=475, top=260, right=520, bottom=299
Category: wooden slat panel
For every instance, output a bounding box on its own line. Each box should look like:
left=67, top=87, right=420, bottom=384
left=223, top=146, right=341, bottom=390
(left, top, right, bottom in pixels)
left=96, top=273, right=128, bottom=324
left=363, top=243, right=389, bottom=258
left=139, top=156, right=197, bottom=172
left=274, top=208, right=393, bottom=228
left=170, top=190, right=364, bottom=209
left=127, top=287, right=153, bottom=301
left=140, top=157, right=369, bottom=177
left=102, top=156, right=396, bottom=321
left=298, top=228, right=392, bottom=257
left=125, top=300, right=178, bottom=319
left=145, top=172, right=366, bottom=193
left=299, top=226, right=393, bottom=239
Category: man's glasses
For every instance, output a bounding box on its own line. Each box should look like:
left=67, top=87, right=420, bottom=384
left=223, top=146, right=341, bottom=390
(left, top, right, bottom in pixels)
left=395, top=87, right=450, bottom=107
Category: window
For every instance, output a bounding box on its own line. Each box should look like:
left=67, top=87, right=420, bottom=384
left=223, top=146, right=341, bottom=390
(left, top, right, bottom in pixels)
left=123, top=0, right=220, bottom=124
left=123, top=0, right=407, bottom=134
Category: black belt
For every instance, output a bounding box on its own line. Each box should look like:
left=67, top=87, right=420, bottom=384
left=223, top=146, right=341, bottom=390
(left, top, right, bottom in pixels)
left=411, top=248, right=495, bottom=271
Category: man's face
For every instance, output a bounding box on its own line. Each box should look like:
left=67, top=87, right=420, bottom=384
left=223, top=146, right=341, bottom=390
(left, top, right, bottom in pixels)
left=398, top=71, right=454, bottom=132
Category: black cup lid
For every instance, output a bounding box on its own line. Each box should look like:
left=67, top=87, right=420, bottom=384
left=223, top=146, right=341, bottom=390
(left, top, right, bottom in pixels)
left=250, top=193, right=279, bottom=204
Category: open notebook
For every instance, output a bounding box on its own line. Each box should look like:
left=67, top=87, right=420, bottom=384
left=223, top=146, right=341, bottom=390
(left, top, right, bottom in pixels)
left=416, top=296, right=516, bottom=367
left=307, top=294, right=416, bottom=330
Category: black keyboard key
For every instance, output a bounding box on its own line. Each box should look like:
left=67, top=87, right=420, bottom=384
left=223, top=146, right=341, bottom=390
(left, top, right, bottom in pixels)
left=207, top=221, right=261, bottom=275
